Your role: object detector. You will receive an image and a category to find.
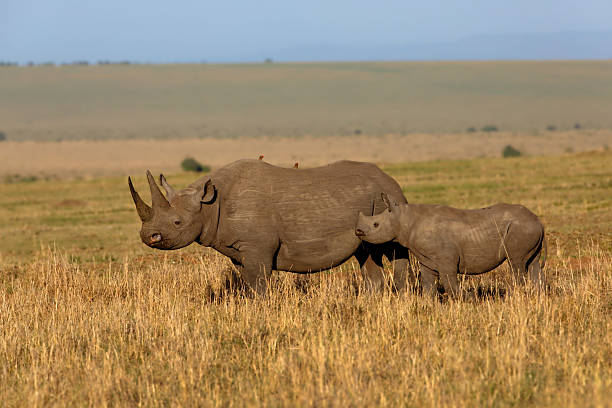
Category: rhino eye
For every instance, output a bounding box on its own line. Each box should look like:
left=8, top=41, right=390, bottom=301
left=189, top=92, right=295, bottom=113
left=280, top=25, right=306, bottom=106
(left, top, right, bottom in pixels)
left=373, top=222, right=379, bottom=228
left=174, top=219, right=182, bottom=226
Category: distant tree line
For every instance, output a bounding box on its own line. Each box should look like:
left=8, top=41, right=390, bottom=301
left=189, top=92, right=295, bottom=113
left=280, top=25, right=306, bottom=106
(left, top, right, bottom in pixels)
left=0, top=60, right=136, bottom=67
left=0, top=60, right=219, bottom=67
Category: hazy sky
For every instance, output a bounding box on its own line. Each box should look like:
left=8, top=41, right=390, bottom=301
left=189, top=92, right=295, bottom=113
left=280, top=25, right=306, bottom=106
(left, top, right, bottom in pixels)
left=1, top=0, right=611, bottom=63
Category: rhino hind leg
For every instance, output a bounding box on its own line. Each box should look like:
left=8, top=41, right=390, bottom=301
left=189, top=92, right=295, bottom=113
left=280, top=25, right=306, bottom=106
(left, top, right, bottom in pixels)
left=505, top=235, right=542, bottom=288
left=506, top=253, right=528, bottom=286
left=526, top=240, right=547, bottom=291
left=527, top=255, right=545, bottom=291
left=354, top=244, right=385, bottom=292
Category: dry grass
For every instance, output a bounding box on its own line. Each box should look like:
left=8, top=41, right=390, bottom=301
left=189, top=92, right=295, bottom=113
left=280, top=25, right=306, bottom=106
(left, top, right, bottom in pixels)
left=1, top=245, right=610, bottom=406
left=1, top=151, right=611, bottom=406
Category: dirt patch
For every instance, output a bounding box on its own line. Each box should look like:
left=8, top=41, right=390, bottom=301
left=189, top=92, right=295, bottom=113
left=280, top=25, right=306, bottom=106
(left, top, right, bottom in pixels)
left=1, top=130, right=611, bottom=178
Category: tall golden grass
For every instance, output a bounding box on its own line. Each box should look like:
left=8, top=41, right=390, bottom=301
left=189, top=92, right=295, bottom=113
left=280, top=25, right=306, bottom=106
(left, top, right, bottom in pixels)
left=1, top=151, right=610, bottom=406
left=1, top=243, right=610, bottom=406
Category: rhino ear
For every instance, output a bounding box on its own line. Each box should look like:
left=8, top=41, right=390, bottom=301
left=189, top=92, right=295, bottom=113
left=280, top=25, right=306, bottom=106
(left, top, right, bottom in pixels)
left=186, top=178, right=216, bottom=207
left=201, top=179, right=216, bottom=203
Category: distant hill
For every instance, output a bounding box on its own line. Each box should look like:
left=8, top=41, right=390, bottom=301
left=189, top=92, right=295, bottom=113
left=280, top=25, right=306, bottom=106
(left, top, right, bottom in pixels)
left=2, top=60, right=612, bottom=142
left=249, top=31, right=612, bottom=62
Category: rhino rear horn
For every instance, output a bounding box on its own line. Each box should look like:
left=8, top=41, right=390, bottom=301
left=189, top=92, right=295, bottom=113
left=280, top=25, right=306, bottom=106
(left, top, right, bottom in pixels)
left=147, top=170, right=170, bottom=209
left=128, top=176, right=153, bottom=221
left=159, top=174, right=176, bottom=201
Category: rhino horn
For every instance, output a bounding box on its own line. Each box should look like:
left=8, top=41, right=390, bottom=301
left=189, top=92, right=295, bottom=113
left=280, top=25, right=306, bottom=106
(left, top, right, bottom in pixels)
left=147, top=170, right=170, bottom=209
left=128, top=176, right=153, bottom=221
left=159, top=174, right=176, bottom=201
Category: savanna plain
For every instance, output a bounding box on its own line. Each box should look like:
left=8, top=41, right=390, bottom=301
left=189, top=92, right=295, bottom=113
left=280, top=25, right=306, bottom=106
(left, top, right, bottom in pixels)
left=0, top=61, right=611, bottom=406
left=1, top=151, right=610, bottom=406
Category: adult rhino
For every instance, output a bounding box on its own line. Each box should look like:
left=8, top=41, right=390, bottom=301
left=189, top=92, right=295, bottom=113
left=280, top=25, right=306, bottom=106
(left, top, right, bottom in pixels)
left=129, top=159, right=414, bottom=295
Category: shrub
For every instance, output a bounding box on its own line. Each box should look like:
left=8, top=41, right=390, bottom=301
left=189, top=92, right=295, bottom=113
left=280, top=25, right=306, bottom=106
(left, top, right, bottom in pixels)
left=481, top=125, right=498, bottom=132
left=3, top=174, right=38, bottom=183
left=0, top=131, right=6, bottom=141
left=181, top=157, right=210, bottom=173
left=354, top=129, right=362, bottom=135
left=466, top=127, right=477, bottom=133
left=546, top=125, right=557, bottom=131
left=574, top=122, right=581, bottom=129
left=502, top=145, right=522, bottom=158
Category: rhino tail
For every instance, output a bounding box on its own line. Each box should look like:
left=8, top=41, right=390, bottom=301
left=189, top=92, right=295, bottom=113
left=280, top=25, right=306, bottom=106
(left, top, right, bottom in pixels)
left=539, top=234, right=547, bottom=270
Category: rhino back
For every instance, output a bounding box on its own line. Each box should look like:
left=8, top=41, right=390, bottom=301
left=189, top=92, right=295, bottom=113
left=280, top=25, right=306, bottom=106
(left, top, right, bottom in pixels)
left=218, top=160, right=400, bottom=238
left=210, top=159, right=404, bottom=271
left=405, top=203, right=542, bottom=274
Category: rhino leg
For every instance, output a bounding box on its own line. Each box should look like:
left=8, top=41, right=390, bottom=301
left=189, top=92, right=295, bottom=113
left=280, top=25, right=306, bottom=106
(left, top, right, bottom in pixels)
left=354, top=244, right=385, bottom=292
left=527, top=255, right=545, bottom=291
left=419, top=264, right=438, bottom=297
left=384, top=243, right=418, bottom=292
left=506, top=254, right=528, bottom=286
left=526, top=240, right=546, bottom=291
left=439, top=266, right=461, bottom=300
left=232, top=255, right=273, bottom=296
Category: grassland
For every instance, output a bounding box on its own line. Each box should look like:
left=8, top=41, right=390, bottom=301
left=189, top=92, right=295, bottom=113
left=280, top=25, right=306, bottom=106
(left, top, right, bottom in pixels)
left=2, top=60, right=612, bottom=142
left=1, top=151, right=610, bottom=406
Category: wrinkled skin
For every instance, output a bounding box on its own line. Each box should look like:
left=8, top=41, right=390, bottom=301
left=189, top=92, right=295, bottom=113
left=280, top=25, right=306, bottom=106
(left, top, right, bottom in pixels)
left=356, top=194, right=547, bottom=298
left=129, top=159, right=416, bottom=295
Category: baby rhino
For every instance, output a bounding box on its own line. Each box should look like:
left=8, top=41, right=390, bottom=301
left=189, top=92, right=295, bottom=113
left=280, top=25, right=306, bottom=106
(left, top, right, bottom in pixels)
left=355, top=194, right=546, bottom=298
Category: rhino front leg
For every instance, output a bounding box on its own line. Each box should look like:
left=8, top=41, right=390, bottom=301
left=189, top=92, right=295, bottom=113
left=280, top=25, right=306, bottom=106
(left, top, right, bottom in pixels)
left=438, top=266, right=461, bottom=300
left=355, top=244, right=385, bottom=292
left=384, top=243, right=418, bottom=292
left=232, top=255, right=273, bottom=296
left=419, top=264, right=438, bottom=297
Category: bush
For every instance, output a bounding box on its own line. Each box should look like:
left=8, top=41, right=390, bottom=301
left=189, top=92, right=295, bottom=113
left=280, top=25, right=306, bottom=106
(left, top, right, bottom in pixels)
left=574, top=122, right=581, bottom=129
left=481, top=125, right=498, bottom=132
left=466, top=127, right=477, bottom=133
left=546, top=125, right=557, bottom=131
left=502, top=145, right=522, bottom=158
left=0, top=131, right=6, bottom=141
left=181, top=157, right=210, bottom=173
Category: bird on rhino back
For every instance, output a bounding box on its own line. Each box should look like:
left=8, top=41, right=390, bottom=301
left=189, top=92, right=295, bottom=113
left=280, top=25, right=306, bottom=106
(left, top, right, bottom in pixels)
left=128, top=159, right=415, bottom=295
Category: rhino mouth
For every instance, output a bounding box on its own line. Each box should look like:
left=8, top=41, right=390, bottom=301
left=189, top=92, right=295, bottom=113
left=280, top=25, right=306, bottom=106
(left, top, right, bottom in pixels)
left=149, top=233, right=162, bottom=245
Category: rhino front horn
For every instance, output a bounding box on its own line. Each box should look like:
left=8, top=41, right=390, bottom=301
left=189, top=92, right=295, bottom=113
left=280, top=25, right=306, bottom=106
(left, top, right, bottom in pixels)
left=128, top=176, right=153, bottom=221
left=147, top=170, right=170, bottom=209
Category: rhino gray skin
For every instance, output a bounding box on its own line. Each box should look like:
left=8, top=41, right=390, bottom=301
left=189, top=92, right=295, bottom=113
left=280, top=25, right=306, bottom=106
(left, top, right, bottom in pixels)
left=128, top=159, right=415, bottom=295
left=355, top=194, right=546, bottom=298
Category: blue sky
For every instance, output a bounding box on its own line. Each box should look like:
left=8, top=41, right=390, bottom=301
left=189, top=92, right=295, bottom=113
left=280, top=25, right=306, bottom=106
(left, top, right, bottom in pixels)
left=1, top=0, right=611, bottom=63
